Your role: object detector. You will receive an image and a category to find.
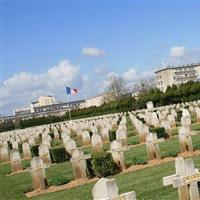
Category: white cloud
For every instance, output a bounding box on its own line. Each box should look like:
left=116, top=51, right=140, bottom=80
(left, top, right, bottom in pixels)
left=82, top=46, right=106, bottom=58
left=122, top=68, right=138, bottom=81
left=94, top=62, right=110, bottom=75
left=170, top=46, right=186, bottom=58
left=1, top=59, right=84, bottom=115
left=160, top=46, right=200, bottom=67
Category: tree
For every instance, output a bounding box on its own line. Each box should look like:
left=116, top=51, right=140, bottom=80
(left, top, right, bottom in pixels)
left=105, top=74, right=126, bottom=100
left=133, top=77, right=156, bottom=95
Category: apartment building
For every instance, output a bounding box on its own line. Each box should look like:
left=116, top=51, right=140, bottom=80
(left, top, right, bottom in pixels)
left=155, top=63, right=200, bottom=92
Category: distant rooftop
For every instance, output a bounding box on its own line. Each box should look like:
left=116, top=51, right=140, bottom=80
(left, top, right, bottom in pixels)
left=155, top=62, right=200, bottom=73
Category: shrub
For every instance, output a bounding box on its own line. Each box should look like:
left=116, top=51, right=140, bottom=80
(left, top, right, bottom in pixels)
left=109, top=130, right=116, bottom=141
left=150, top=127, right=169, bottom=139
left=86, top=158, right=95, bottom=178
left=48, top=175, right=70, bottom=186
left=132, top=157, right=147, bottom=165
left=92, top=151, right=118, bottom=177
left=51, top=139, right=62, bottom=147
left=194, top=143, right=200, bottom=151
left=50, top=147, right=70, bottom=163
left=161, top=151, right=178, bottom=159
left=30, top=145, right=39, bottom=157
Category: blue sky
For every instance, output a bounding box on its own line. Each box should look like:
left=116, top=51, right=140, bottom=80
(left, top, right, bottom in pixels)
left=1, top=1, right=200, bottom=115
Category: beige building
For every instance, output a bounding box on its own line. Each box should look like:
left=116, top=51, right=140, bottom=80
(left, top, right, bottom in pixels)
left=30, top=95, right=56, bottom=112
left=155, top=63, right=200, bottom=92
left=85, top=93, right=115, bottom=108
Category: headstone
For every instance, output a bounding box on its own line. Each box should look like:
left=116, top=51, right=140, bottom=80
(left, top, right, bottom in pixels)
left=29, top=157, right=48, bottom=191
left=167, top=114, right=176, bottom=128
left=38, top=144, right=52, bottom=164
left=28, top=137, right=35, bottom=146
left=12, top=141, right=19, bottom=150
left=151, top=112, right=159, bottom=127
left=178, top=127, right=194, bottom=153
left=10, top=150, right=22, bottom=173
left=116, top=129, right=127, bottom=147
left=65, top=139, right=77, bottom=155
left=0, top=147, right=9, bottom=163
left=101, top=128, right=110, bottom=142
left=110, top=140, right=127, bottom=170
left=92, top=178, right=137, bottom=200
left=146, top=133, right=164, bottom=160
left=146, top=101, right=154, bottom=111
left=70, top=149, right=91, bottom=179
left=91, top=133, right=103, bottom=152
left=81, top=131, right=91, bottom=145
left=195, top=107, right=200, bottom=122
left=163, top=157, right=200, bottom=200
left=22, top=142, right=32, bottom=159
left=138, top=124, right=149, bottom=143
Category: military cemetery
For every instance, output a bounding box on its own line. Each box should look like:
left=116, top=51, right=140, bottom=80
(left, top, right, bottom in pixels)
left=0, top=99, right=200, bottom=199
left=1, top=1, right=200, bottom=200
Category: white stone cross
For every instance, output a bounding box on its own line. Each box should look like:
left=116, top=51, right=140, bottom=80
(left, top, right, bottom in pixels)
left=163, top=157, right=200, bottom=200
left=110, top=140, right=129, bottom=171
left=70, top=149, right=91, bottom=179
left=146, top=133, right=165, bottom=160
left=92, top=178, right=137, bottom=200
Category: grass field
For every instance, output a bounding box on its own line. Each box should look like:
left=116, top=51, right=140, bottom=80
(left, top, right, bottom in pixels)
left=0, top=121, right=200, bottom=200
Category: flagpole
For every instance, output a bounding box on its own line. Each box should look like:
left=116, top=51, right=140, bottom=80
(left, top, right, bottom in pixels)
left=66, top=87, right=72, bottom=121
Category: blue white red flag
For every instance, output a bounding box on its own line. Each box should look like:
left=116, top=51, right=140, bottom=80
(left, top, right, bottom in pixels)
left=65, top=87, right=78, bottom=95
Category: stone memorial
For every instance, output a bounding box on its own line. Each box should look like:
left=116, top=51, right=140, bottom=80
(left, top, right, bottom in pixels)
left=29, top=157, right=48, bottom=191
left=116, top=129, right=127, bottom=147
left=0, top=147, right=9, bottom=163
left=70, top=149, right=91, bottom=179
left=81, top=131, right=91, bottom=145
left=10, top=150, right=22, bottom=173
left=22, top=142, right=32, bottom=159
left=146, top=133, right=164, bottom=160
left=91, top=133, right=103, bottom=152
left=178, top=127, right=194, bottom=153
left=38, top=144, right=52, bottom=164
left=110, top=140, right=127, bottom=170
left=163, top=157, right=200, bottom=200
left=92, top=178, right=137, bottom=200
left=65, top=139, right=77, bottom=155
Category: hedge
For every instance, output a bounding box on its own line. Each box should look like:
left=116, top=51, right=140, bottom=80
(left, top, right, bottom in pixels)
left=1, top=81, right=200, bottom=133
left=150, top=127, right=169, bottom=139
left=50, top=146, right=70, bottom=163
left=30, top=145, right=39, bottom=157
left=92, top=150, right=119, bottom=177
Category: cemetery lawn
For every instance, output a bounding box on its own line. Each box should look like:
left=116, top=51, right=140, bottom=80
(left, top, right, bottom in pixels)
left=0, top=134, right=200, bottom=200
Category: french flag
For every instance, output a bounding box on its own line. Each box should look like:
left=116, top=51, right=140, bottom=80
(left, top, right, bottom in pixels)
left=65, top=87, right=78, bottom=95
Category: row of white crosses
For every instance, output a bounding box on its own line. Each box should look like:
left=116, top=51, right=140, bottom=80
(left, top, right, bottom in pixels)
left=129, top=112, right=165, bottom=160
left=61, top=130, right=91, bottom=179
left=178, top=108, right=197, bottom=153
left=163, top=157, right=200, bottom=200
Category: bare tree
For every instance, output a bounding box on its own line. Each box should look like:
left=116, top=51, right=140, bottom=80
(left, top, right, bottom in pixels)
left=105, top=74, right=126, bottom=100
left=133, top=76, right=156, bottom=95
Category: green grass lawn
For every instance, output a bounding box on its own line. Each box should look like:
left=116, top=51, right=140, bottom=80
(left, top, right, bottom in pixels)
left=1, top=133, right=199, bottom=200
left=1, top=155, right=200, bottom=200
left=0, top=122, right=199, bottom=200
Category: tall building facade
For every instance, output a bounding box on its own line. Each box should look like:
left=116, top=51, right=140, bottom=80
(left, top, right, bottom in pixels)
left=155, top=63, right=200, bottom=92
